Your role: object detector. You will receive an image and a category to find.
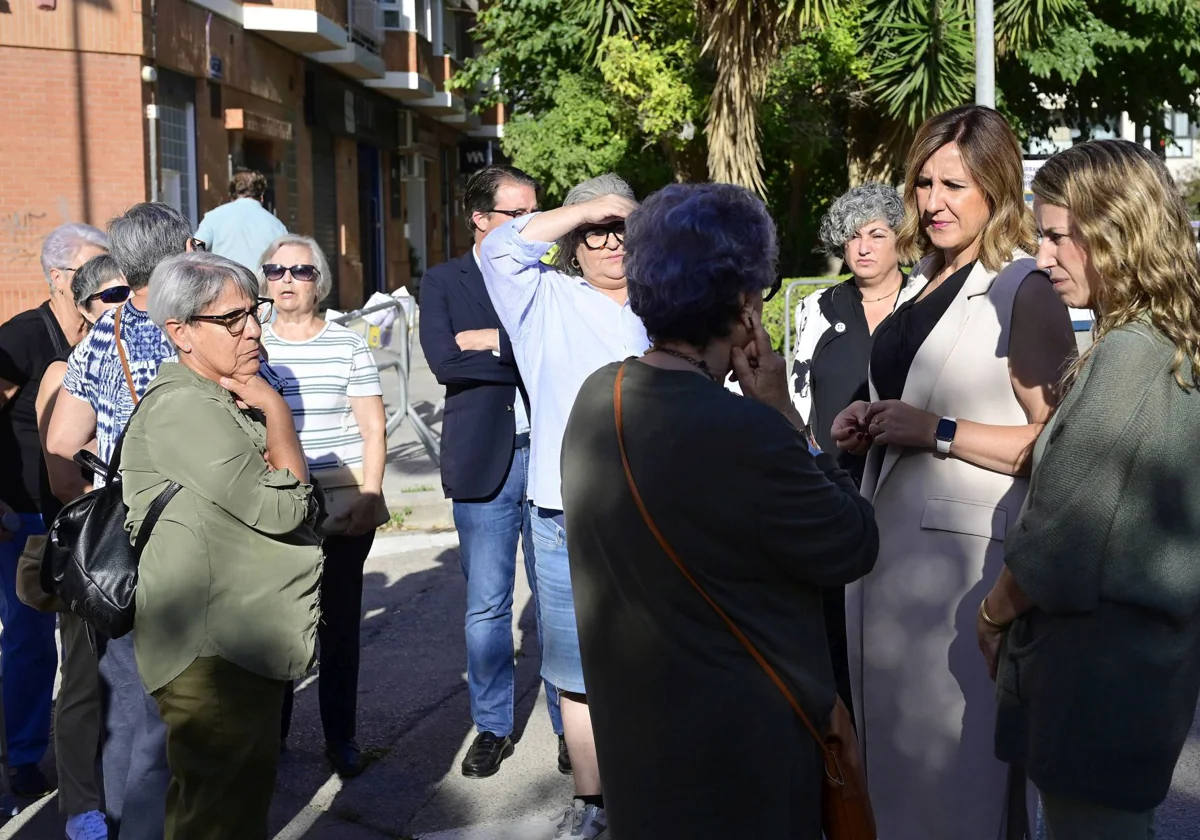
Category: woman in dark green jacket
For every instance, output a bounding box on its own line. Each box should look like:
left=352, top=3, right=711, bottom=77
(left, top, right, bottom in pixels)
left=122, top=252, right=323, bottom=840
left=979, top=139, right=1200, bottom=840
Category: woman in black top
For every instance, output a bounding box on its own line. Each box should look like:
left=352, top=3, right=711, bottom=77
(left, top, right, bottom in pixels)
left=793, top=183, right=918, bottom=715
left=794, top=183, right=917, bottom=476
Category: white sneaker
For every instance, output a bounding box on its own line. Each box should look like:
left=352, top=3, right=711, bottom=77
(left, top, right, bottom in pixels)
left=552, top=799, right=608, bottom=839
left=66, top=810, right=108, bottom=840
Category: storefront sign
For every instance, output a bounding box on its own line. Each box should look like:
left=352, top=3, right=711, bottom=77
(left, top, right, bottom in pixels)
left=208, top=56, right=223, bottom=80
left=459, top=140, right=505, bottom=174
left=224, top=109, right=294, bottom=141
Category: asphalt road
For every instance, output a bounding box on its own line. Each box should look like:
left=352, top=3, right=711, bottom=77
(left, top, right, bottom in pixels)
left=3, top=532, right=1199, bottom=838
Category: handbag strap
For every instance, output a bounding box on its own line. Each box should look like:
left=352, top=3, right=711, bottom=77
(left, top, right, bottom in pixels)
left=133, top=481, right=181, bottom=558
left=612, top=362, right=844, bottom=784
left=37, top=306, right=69, bottom=357
left=114, top=304, right=139, bottom=406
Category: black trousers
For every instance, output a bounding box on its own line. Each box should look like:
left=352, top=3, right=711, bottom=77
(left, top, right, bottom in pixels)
left=282, top=530, right=375, bottom=745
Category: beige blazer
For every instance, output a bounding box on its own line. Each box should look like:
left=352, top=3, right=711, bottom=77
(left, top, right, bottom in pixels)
left=849, top=252, right=1040, bottom=840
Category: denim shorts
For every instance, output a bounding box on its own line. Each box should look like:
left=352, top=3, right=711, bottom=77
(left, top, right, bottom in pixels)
left=530, top=507, right=586, bottom=694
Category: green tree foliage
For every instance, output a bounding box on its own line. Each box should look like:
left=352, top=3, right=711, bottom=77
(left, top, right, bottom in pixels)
left=998, top=0, right=1200, bottom=144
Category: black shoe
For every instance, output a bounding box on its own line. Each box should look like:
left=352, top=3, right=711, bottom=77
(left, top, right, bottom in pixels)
left=324, top=740, right=368, bottom=779
left=461, top=732, right=513, bottom=778
left=8, top=763, right=51, bottom=798
left=557, top=734, right=573, bottom=776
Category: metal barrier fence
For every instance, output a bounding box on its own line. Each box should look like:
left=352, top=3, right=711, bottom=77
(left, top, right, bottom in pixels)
left=331, top=298, right=441, bottom=467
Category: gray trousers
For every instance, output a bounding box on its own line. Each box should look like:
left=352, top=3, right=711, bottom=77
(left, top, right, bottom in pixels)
left=1042, top=791, right=1155, bottom=840
left=97, top=632, right=169, bottom=840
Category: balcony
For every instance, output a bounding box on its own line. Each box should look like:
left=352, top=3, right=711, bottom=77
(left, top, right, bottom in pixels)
left=364, top=29, right=436, bottom=100
left=243, top=0, right=349, bottom=52
left=307, top=0, right=386, bottom=78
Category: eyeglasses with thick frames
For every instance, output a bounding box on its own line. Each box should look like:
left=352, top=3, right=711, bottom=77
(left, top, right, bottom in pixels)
left=582, top=226, right=625, bottom=251
left=487, top=208, right=535, bottom=219
left=189, top=297, right=274, bottom=336
left=85, top=286, right=132, bottom=305
left=262, top=264, right=320, bottom=282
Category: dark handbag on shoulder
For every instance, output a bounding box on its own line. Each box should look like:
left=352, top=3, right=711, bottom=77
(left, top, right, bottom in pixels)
left=613, top=362, right=878, bottom=840
left=42, top=304, right=181, bottom=639
left=42, top=431, right=180, bottom=639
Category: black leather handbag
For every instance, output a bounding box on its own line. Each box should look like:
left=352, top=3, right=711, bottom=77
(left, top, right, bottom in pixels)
left=42, top=422, right=181, bottom=639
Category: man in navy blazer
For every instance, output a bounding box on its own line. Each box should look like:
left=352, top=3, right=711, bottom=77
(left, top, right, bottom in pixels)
left=418, top=166, right=566, bottom=779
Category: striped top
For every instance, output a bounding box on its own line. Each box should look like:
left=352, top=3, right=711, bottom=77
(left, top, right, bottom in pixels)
left=260, top=322, right=383, bottom=471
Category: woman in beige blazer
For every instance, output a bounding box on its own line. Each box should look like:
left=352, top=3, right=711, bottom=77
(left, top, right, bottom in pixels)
left=830, top=105, right=1076, bottom=839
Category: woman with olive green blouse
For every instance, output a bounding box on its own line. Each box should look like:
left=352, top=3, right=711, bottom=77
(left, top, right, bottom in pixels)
left=121, top=252, right=322, bottom=840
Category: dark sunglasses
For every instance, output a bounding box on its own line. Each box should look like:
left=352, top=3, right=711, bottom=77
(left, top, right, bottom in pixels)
left=262, top=263, right=320, bottom=282
left=85, top=285, right=132, bottom=305
left=763, top=276, right=783, bottom=303
left=189, top=297, right=275, bottom=337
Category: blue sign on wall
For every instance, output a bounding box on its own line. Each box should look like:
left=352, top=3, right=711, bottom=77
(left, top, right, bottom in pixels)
left=209, top=56, right=224, bottom=81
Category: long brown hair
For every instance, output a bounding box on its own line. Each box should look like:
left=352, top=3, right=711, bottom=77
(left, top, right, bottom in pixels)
left=896, top=105, right=1037, bottom=271
left=1033, top=139, right=1200, bottom=389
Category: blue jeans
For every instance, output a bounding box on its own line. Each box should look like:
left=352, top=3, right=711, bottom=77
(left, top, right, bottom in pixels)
left=453, top=445, right=562, bottom=737
left=97, top=632, right=170, bottom=840
left=0, top=512, right=56, bottom=766
left=530, top=508, right=586, bottom=695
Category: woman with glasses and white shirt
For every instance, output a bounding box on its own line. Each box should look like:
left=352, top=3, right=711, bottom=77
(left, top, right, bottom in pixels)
left=257, top=234, right=388, bottom=780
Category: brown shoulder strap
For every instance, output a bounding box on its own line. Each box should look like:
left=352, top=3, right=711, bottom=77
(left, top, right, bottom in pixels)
left=613, top=362, right=843, bottom=781
left=114, top=304, right=139, bottom=405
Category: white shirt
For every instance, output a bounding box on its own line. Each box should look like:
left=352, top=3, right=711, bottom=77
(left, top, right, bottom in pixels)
left=481, top=215, right=649, bottom=510
left=473, top=244, right=529, bottom=437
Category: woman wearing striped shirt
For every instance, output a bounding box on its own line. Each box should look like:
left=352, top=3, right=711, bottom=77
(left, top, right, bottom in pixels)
left=258, top=234, right=387, bottom=779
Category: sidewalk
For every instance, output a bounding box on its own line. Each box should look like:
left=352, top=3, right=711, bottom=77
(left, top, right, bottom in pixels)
left=375, top=329, right=453, bottom=532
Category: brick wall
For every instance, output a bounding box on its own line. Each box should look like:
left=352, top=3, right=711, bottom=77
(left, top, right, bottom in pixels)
left=0, top=47, right=146, bottom=320
left=0, top=0, right=144, bottom=55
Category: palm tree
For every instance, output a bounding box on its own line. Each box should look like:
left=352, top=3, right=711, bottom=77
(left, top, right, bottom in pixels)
left=695, top=0, right=834, bottom=195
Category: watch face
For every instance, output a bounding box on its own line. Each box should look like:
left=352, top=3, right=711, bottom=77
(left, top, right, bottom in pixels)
left=936, top=417, right=958, bottom=441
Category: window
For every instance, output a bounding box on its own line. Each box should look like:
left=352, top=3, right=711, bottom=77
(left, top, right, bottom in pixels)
left=1165, top=111, right=1197, bottom=159
left=380, top=0, right=402, bottom=30
left=416, top=0, right=430, bottom=39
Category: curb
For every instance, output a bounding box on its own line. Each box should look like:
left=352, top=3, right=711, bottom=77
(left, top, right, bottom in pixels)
left=367, top=529, right=459, bottom=559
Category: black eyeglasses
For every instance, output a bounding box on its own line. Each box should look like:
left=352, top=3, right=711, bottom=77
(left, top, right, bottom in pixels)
left=85, top=286, right=132, bottom=305
left=56, top=266, right=79, bottom=274
left=189, top=297, right=274, bottom=336
left=763, top=276, right=783, bottom=303
left=262, top=264, right=320, bottom=282
left=487, top=208, right=535, bottom=219
left=582, top=226, right=625, bottom=251
left=189, top=238, right=207, bottom=252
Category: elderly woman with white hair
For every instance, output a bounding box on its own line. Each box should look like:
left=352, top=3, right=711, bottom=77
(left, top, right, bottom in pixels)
left=560, top=182, right=878, bottom=839
left=120, top=251, right=322, bottom=839
left=481, top=173, right=649, bottom=839
left=0, top=221, right=107, bottom=800
left=256, top=234, right=387, bottom=779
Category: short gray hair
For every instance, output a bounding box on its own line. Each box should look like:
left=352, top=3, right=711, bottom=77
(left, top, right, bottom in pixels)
left=108, top=202, right=194, bottom=291
left=71, top=253, right=123, bottom=308
left=554, top=173, right=636, bottom=276
left=818, top=183, right=904, bottom=257
left=257, top=234, right=333, bottom=300
left=147, top=252, right=259, bottom=334
left=39, top=223, right=108, bottom=285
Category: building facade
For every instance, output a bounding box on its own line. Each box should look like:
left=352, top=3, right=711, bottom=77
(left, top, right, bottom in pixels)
left=0, top=0, right=501, bottom=320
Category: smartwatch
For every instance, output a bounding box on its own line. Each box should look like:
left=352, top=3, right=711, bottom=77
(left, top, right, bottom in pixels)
left=935, top=416, right=958, bottom=455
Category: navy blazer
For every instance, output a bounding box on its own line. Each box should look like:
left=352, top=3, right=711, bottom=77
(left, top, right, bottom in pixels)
left=418, top=250, right=528, bottom=501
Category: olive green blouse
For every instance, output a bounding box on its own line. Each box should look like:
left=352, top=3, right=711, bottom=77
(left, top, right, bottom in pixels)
left=121, top=362, right=323, bottom=693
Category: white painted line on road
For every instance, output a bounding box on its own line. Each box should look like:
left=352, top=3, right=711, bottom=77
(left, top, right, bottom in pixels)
left=0, top=790, right=57, bottom=838
left=369, top=530, right=459, bottom=559
left=418, top=815, right=556, bottom=840
left=271, top=773, right=343, bottom=840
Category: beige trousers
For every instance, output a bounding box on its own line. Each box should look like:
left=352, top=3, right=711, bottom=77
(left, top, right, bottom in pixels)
left=55, top=613, right=102, bottom=815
